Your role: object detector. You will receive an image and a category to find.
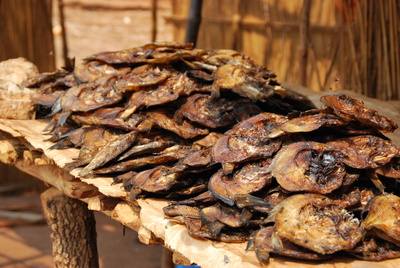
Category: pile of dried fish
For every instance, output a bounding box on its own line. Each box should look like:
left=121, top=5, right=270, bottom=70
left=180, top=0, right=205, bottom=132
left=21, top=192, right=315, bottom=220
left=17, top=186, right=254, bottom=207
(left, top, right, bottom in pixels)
left=25, top=42, right=400, bottom=263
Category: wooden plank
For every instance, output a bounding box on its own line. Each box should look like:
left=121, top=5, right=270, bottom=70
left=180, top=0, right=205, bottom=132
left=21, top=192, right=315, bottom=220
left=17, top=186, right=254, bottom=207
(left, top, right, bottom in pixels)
left=0, top=119, right=126, bottom=197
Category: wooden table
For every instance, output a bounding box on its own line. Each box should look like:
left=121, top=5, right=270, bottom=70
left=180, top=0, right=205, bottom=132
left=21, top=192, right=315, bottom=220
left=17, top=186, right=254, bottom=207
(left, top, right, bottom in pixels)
left=0, top=118, right=262, bottom=267
left=1, top=88, right=400, bottom=267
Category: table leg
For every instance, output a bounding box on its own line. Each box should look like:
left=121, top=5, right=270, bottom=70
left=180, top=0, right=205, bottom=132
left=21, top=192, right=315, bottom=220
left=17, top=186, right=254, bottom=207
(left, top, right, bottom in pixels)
left=162, top=247, right=174, bottom=268
left=41, top=187, right=99, bottom=268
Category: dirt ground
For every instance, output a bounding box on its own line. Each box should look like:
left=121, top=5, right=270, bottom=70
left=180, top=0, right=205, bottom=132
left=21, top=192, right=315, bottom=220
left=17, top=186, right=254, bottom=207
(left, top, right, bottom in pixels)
left=1, top=1, right=177, bottom=267
left=0, top=206, right=164, bottom=268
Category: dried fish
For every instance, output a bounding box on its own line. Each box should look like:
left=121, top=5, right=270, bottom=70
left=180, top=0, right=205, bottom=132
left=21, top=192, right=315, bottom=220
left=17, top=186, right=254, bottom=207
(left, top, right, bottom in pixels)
left=269, top=141, right=345, bottom=194
left=171, top=147, right=214, bottom=173
left=375, top=157, right=400, bottom=179
left=22, top=69, right=70, bottom=88
left=64, top=126, right=125, bottom=170
left=114, top=64, right=174, bottom=92
left=348, top=237, right=400, bottom=261
left=79, top=130, right=138, bottom=177
left=251, top=226, right=328, bottom=263
left=148, top=109, right=209, bottom=139
left=53, top=75, right=123, bottom=125
left=192, top=132, right=224, bottom=149
left=25, top=42, right=400, bottom=264
left=170, top=190, right=217, bottom=205
left=321, top=94, right=398, bottom=133
left=131, top=165, right=182, bottom=193
left=70, top=107, right=146, bottom=131
left=176, top=94, right=262, bottom=128
left=93, top=146, right=188, bottom=175
left=266, top=112, right=345, bottom=138
left=163, top=204, right=201, bottom=220
left=31, top=90, right=65, bottom=107
left=85, top=42, right=204, bottom=65
left=362, top=194, right=400, bottom=247
left=116, top=140, right=174, bottom=161
left=74, top=60, right=130, bottom=83
left=120, top=72, right=211, bottom=119
left=209, top=161, right=272, bottom=206
left=200, top=203, right=252, bottom=228
left=212, top=63, right=275, bottom=100
left=328, top=135, right=400, bottom=169
left=272, top=194, right=362, bottom=255
left=210, top=112, right=286, bottom=172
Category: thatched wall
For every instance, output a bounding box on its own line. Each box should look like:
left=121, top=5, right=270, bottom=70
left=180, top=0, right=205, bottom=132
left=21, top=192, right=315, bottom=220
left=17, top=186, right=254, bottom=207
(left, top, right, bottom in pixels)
left=167, top=0, right=400, bottom=100
left=0, top=0, right=55, bottom=72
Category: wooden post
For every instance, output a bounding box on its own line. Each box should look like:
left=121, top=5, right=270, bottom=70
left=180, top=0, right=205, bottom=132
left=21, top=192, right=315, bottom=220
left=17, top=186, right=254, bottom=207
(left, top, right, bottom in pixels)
left=151, top=0, right=158, bottom=42
left=57, top=0, right=70, bottom=67
left=298, top=0, right=312, bottom=87
left=161, top=248, right=174, bottom=268
left=41, top=187, right=99, bottom=268
left=184, top=0, right=203, bottom=46
left=231, top=0, right=242, bottom=50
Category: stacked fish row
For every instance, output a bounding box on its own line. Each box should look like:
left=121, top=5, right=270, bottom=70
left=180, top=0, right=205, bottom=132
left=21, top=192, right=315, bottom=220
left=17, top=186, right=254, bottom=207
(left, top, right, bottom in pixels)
left=25, top=42, right=400, bottom=263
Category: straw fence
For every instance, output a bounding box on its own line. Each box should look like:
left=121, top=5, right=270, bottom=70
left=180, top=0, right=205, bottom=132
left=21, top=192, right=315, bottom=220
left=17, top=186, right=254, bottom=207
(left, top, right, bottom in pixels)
left=167, top=0, right=400, bottom=101
left=0, top=0, right=55, bottom=72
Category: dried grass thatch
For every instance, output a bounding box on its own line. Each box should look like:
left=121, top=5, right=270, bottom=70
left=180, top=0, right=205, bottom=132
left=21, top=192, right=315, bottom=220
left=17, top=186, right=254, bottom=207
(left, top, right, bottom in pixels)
left=0, top=0, right=55, bottom=72
left=167, top=0, right=400, bottom=100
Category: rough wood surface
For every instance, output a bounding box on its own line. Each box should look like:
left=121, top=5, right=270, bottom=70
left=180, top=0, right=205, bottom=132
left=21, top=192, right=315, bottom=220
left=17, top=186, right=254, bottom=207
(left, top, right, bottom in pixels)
left=0, top=133, right=25, bottom=164
left=41, top=187, right=99, bottom=268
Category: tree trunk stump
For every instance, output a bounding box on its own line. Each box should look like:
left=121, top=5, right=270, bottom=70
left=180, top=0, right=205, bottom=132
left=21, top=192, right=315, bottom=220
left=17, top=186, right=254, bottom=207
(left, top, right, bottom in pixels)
left=41, top=187, right=99, bottom=268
